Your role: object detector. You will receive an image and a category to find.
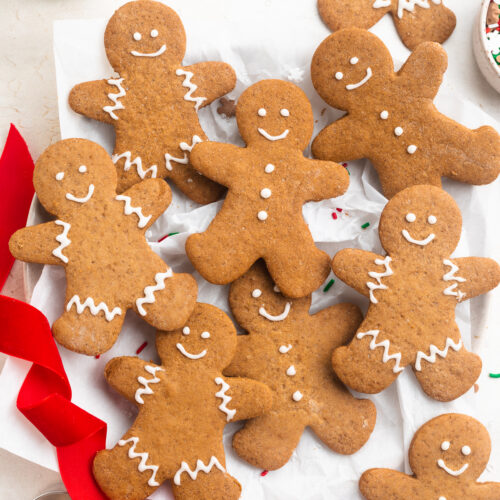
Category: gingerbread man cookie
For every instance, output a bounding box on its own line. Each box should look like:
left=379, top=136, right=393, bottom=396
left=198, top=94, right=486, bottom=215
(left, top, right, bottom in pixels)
left=186, top=80, right=350, bottom=298
left=311, top=29, right=500, bottom=199
left=223, top=261, right=376, bottom=470
left=94, top=303, right=273, bottom=500
left=69, top=0, right=236, bottom=204
left=360, top=413, right=500, bottom=499
left=318, top=0, right=456, bottom=50
left=9, top=139, right=197, bottom=356
left=331, top=185, right=500, bottom=402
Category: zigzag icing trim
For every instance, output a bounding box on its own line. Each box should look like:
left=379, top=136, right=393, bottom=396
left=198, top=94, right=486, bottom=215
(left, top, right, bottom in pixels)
left=66, top=295, right=122, bottom=322
left=52, top=220, right=71, bottom=264
left=357, top=330, right=404, bottom=373
left=165, top=135, right=203, bottom=171
left=443, top=259, right=466, bottom=302
left=135, top=365, right=165, bottom=404
left=112, top=152, right=157, bottom=179
left=415, top=338, right=462, bottom=371
left=175, top=69, right=207, bottom=111
left=214, top=377, right=236, bottom=422
left=373, top=0, right=440, bottom=19
left=103, top=78, right=126, bottom=120
left=173, top=456, right=225, bottom=486
left=136, top=269, right=173, bottom=316
left=366, top=256, right=393, bottom=304
left=118, top=437, right=160, bottom=487
left=115, top=195, right=152, bottom=229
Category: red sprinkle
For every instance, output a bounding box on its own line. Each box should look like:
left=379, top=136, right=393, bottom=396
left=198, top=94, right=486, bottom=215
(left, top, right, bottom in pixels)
left=342, top=163, right=348, bottom=167
left=260, top=470, right=269, bottom=477
left=158, top=234, right=169, bottom=243
left=336, top=207, right=342, bottom=212
left=331, top=212, right=338, bottom=220
left=95, top=355, right=100, bottom=359
left=136, top=341, right=148, bottom=354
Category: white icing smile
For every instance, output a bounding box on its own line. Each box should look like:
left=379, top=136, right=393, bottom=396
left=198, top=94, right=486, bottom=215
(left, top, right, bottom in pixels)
left=65, top=184, right=95, bottom=204
left=258, top=128, right=290, bottom=141
left=437, top=458, right=469, bottom=477
left=131, top=44, right=167, bottom=57
left=176, top=343, right=207, bottom=360
left=259, top=302, right=291, bottom=321
left=346, top=67, right=373, bottom=90
left=402, top=229, right=435, bottom=246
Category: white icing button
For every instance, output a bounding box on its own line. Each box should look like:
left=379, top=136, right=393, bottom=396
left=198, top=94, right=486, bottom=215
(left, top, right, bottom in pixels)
left=201, top=331, right=210, bottom=339
left=406, top=213, right=416, bottom=223
left=133, top=32, right=142, bottom=41
left=56, top=172, right=65, bottom=181
left=394, top=127, right=404, bottom=137
left=151, top=29, right=159, bottom=38
left=441, top=441, right=450, bottom=451
left=286, top=365, right=296, bottom=376
left=182, top=327, right=190, bottom=335
left=335, top=72, right=343, bottom=80
left=350, top=57, right=359, bottom=65
left=428, top=215, right=437, bottom=225
left=258, top=211, right=268, bottom=221
left=252, top=289, right=262, bottom=298
left=292, top=390, right=303, bottom=402
left=258, top=108, right=267, bottom=117
left=265, top=164, right=275, bottom=173
left=462, top=445, right=471, bottom=456
left=280, top=109, right=290, bottom=117
left=407, top=145, right=417, bottom=154
left=78, top=165, right=87, bottom=173
left=260, top=188, right=271, bottom=199
left=380, top=110, right=389, bottom=120
left=279, top=344, right=292, bottom=354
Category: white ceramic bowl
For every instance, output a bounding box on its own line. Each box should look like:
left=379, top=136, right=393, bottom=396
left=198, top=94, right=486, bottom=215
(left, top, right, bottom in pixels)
left=473, top=0, right=500, bottom=93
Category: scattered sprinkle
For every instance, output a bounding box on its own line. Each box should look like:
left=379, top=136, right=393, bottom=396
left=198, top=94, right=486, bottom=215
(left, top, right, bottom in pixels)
left=336, top=208, right=342, bottom=213
left=158, top=232, right=180, bottom=243
left=136, top=341, right=148, bottom=355
left=361, top=222, right=370, bottom=229
left=323, top=279, right=335, bottom=292
left=342, top=162, right=350, bottom=176
left=489, top=373, right=500, bottom=379
left=260, top=470, right=269, bottom=477
left=95, top=355, right=100, bottom=359
left=474, top=383, right=479, bottom=393
left=332, top=212, right=338, bottom=220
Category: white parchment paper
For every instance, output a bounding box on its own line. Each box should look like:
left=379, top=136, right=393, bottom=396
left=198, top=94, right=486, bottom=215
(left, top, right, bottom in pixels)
left=0, top=1, right=500, bottom=498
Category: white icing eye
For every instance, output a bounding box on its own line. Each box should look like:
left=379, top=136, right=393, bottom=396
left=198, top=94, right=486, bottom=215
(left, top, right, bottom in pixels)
left=133, top=32, right=142, bottom=41
left=406, top=213, right=416, bottom=223
left=265, top=164, right=275, bottom=173
left=78, top=165, right=87, bottom=173
left=350, top=57, right=359, bottom=65
left=380, top=110, right=389, bottom=120
left=335, top=72, right=343, bottom=80
left=201, top=331, right=210, bottom=339
left=280, top=109, right=290, bottom=117
left=462, top=445, right=471, bottom=456
left=182, top=327, right=190, bottom=335
left=150, top=29, right=159, bottom=38
left=258, top=108, right=267, bottom=117
left=407, top=145, right=418, bottom=155
left=441, top=441, right=450, bottom=451
left=252, top=289, right=262, bottom=298
left=56, top=172, right=65, bottom=181
left=428, top=215, right=437, bottom=225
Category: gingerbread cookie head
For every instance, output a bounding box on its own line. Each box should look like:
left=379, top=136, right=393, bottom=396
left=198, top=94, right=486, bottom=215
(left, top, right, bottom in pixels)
left=379, top=185, right=462, bottom=258
left=236, top=79, right=314, bottom=150
left=229, top=260, right=311, bottom=333
left=311, top=29, right=393, bottom=111
left=409, top=414, right=491, bottom=484
left=33, top=139, right=117, bottom=218
left=157, top=303, right=237, bottom=370
left=104, top=0, right=186, bottom=74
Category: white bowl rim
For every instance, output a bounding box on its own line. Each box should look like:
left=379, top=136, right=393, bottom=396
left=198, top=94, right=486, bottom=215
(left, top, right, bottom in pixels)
left=479, top=0, right=500, bottom=77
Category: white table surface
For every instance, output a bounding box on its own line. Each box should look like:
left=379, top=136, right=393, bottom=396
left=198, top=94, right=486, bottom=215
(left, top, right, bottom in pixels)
left=0, top=0, right=499, bottom=499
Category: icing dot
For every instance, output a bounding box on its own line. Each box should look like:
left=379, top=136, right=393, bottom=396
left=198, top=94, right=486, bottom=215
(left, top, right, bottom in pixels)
left=201, top=331, right=210, bottom=339
left=407, top=145, right=417, bottom=154
left=428, top=215, right=437, bottom=225
left=133, top=32, right=142, bottom=41
left=265, top=164, right=275, bottom=173
left=252, top=289, right=262, bottom=298
left=439, top=497, right=447, bottom=500
left=258, top=108, right=267, bottom=117
left=280, top=109, right=290, bottom=117
left=258, top=211, right=268, bottom=221
left=335, top=72, right=343, bottom=80
left=462, top=445, right=471, bottom=456
left=286, top=365, right=296, bottom=376
left=260, top=188, right=272, bottom=199
left=394, top=127, right=404, bottom=137
left=350, top=57, right=359, bottom=65
left=406, top=213, right=416, bottom=223
left=273, top=285, right=280, bottom=293
left=441, top=441, right=450, bottom=451
left=55, top=172, right=65, bottom=181
left=279, top=344, right=292, bottom=354
left=175, top=69, right=183, bottom=76
left=380, top=110, right=389, bottom=120
left=150, top=29, right=159, bottom=38
left=182, top=327, right=190, bottom=335
left=292, top=391, right=303, bottom=402
left=78, top=165, right=87, bottom=173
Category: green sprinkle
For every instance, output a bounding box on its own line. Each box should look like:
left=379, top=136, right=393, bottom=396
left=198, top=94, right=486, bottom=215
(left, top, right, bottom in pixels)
left=323, top=279, right=335, bottom=292
left=168, top=232, right=179, bottom=237
left=489, top=373, right=500, bottom=379
left=361, top=222, right=370, bottom=229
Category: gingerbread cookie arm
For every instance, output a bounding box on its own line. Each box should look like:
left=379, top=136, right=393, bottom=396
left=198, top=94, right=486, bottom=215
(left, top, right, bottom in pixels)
left=332, top=249, right=386, bottom=298
left=397, top=42, right=447, bottom=99
left=69, top=79, right=121, bottom=124
left=181, top=63, right=236, bottom=109
left=224, top=335, right=271, bottom=380
left=118, top=178, right=172, bottom=229
left=301, top=159, right=350, bottom=201
left=9, top=221, right=69, bottom=266
left=360, top=469, right=421, bottom=499
left=312, top=302, right=363, bottom=345
left=473, top=482, right=500, bottom=498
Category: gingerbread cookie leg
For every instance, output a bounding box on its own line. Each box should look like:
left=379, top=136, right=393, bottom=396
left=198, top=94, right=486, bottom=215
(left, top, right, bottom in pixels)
left=232, top=413, right=305, bottom=471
